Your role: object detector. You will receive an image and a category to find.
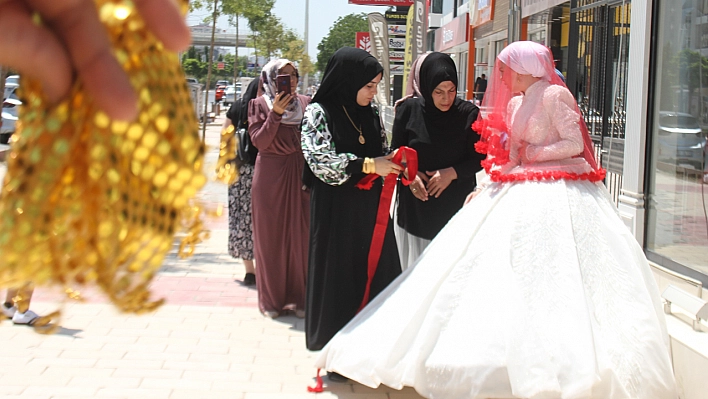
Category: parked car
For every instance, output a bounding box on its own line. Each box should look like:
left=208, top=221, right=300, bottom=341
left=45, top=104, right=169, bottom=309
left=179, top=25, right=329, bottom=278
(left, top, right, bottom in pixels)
left=223, top=85, right=236, bottom=106
left=656, top=111, right=706, bottom=170
left=216, top=80, right=230, bottom=87
left=185, top=77, right=198, bottom=85
left=1, top=87, right=21, bottom=144
left=215, top=85, right=226, bottom=102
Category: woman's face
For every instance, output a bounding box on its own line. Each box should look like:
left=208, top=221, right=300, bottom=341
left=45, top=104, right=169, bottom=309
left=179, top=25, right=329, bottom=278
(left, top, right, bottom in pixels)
left=499, top=61, right=523, bottom=92
left=279, top=64, right=299, bottom=94
left=431, top=81, right=457, bottom=112
left=356, top=73, right=382, bottom=106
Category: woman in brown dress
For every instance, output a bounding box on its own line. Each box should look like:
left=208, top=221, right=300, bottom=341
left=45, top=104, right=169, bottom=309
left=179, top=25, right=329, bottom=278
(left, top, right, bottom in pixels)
left=248, top=59, right=310, bottom=318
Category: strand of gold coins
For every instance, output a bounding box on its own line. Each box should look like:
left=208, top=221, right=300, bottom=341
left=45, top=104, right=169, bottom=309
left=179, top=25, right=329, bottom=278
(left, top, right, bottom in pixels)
left=0, top=0, right=209, bottom=333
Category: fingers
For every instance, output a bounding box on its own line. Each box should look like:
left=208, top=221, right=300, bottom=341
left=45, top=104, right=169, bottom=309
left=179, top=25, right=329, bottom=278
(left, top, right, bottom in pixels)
left=134, top=0, right=191, bottom=51
left=0, top=1, right=72, bottom=104
left=384, top=152, right=395, bottom=160
left=417, top=171, right=429, bottom=183
left=29, top=0, right=137, bottom=120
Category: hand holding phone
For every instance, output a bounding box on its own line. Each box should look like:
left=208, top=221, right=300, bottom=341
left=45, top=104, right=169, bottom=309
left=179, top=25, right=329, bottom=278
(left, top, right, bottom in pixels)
left=276, top=74, right=292, bottom=96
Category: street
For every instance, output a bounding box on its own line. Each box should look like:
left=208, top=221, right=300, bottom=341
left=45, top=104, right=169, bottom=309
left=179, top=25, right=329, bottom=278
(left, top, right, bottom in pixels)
left=0, top=113, right=425, bottom=399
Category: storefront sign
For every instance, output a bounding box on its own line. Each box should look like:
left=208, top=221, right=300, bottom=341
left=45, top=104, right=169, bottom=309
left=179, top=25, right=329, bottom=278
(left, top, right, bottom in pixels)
left=368, top=13, right=391, bottom=105
left=350, top=0, right=413, bottom=5
left=388, top=24, right=407, bottom=36
left=390, top=63, right=405, bottom=75
left=473, top=0, right=492, bottom=27
left=385, top=12, right=409, bottom=22
left=355, top=32, right=371, bottom=52
left=389, top=37, right=407, bottom=50
left=435, top=14, right=469, bottom=52
left=389, top=50, right=405, bottom=61
left=521, top=0, right=566, bottom=18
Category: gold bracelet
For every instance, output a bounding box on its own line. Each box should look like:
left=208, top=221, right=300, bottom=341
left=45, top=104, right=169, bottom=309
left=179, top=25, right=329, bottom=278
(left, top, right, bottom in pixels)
left=362, top=157, right=375, bottom=174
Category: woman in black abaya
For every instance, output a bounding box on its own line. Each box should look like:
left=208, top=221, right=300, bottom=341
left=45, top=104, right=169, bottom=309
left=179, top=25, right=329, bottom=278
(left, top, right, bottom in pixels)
left=301, top=47, right=402, bottom=355
left=392, top=52, right=484, bottom=269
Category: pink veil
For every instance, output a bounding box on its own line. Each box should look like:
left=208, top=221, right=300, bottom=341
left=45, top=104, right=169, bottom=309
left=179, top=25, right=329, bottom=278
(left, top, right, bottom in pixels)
left=394, top=52, right=431, bottom=109
left=473, top=41, right=604, bottom=182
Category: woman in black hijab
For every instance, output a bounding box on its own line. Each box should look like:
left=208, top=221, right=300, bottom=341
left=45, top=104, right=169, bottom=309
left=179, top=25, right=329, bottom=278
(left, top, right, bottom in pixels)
left=301, top=47, right=403, bottom=355
left=392, top=52, right=484, bottom=269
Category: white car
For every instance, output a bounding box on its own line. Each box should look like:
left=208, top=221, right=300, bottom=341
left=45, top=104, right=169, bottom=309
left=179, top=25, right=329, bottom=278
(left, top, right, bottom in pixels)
left=224, top=85, right=237, bottom=106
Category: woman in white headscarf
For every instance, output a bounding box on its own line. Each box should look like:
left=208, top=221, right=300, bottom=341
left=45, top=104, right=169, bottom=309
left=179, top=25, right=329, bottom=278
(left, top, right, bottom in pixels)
left=248, top=59, right=310, bottom=318
left=312, top=41, right=677, bottom=399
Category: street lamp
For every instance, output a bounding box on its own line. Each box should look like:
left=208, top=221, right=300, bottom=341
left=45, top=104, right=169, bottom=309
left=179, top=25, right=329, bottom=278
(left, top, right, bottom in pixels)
left=303, top=0, right=310, bottom=93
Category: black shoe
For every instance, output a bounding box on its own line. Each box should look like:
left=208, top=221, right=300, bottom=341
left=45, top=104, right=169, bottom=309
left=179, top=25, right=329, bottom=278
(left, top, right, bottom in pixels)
left=243, top=273, right=256, bottom=286
left=327, top=371, right=348, bottom=383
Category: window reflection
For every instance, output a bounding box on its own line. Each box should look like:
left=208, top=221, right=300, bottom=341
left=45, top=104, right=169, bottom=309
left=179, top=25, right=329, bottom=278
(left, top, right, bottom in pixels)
left=647, top=0, right=708, bottom=278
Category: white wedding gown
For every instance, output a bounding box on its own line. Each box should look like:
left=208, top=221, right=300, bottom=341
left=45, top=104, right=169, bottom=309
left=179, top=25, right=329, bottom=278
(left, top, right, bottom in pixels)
left=314, top=82, right=677, bottom=399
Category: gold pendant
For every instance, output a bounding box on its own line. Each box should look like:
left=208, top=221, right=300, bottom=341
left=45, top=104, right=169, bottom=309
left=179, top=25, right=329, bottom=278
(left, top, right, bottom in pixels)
left=359, top=134, right=366, bottom=145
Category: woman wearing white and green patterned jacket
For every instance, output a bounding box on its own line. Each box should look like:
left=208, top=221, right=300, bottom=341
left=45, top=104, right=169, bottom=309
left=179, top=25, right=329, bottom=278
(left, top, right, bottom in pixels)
left=301, top=47, right=402, bottom=360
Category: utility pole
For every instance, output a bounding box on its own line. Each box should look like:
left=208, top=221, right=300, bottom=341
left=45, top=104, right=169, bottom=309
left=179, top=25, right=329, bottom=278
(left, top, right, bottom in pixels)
left=302, top=0, right=309, bottom=93
left=202, top=0, right=219, bottom=142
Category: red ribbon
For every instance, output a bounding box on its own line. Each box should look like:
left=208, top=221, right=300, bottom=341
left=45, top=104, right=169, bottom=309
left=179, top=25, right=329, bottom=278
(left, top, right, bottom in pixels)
left=355, top=146, right=417, bottom=313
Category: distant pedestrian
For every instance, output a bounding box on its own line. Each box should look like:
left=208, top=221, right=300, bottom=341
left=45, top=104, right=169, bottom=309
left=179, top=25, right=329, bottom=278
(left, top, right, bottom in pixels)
left=224, top=78, right=260, bottom=286
left=248, top=59, right=310, bottom=319
left=474, top=73, right=487, bottom=102
left=1, top=285, right=39, bottom=325
left=301, top=47, right=403, bottom=359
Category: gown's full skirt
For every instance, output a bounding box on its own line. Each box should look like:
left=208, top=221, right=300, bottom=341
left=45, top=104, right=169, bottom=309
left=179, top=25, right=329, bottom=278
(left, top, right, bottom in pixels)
left=315, top=179, right=677, bottom=399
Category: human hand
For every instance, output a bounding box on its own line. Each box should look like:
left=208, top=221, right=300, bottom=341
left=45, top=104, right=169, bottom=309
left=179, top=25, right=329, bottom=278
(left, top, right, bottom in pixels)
left=518, top=141, right=532, bottom=164
left=373, top=153, right=403, bottom=177
left=272, top=92, right=293, bottom=115
left=0, top=0, right=191, bottom=121
left=425, top=167, right=457, bottom=198
left=408, top=171, right=428, bottom=201
left=464, top=188, right=482, bottom=205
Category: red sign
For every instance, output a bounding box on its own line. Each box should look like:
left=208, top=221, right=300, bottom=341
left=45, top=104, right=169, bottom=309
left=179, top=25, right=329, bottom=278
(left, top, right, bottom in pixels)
left=349, top=0, right=414, bottom=5
left=435, top=14, right=469, bottom=52
left=356, top=32, right=371, bottom=53
left=217, top=62, right=225, bottom=70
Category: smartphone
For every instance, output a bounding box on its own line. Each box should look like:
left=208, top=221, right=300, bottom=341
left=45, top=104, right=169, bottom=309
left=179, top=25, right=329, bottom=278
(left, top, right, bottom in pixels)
left=276, top=74, right=292, bottom=96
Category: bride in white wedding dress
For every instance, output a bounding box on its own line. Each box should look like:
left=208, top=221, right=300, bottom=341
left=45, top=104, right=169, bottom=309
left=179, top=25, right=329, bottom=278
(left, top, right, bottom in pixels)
left=314, top=42, right=677, bottom=399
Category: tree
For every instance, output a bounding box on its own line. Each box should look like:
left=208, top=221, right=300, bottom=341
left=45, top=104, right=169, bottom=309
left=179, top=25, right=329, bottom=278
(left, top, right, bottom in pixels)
left=191, top=0, right=275, bottom=81
left=254, top=14, right=285, bottom=60
left=316, top=13, right=369, bottom=72
left=280, top=30, right=315, bottom=77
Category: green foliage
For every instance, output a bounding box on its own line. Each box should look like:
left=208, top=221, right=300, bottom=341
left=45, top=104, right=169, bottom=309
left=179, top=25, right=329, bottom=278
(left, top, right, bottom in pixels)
left=280, top=30, right=315, bottom=76
left=316, top=13, right=369, bottom=72
left=253, top=14, right=284, bottom=60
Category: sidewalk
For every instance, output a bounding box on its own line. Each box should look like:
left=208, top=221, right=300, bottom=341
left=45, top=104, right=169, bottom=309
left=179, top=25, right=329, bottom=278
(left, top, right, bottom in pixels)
left=0, top=113, right=425, bottom=399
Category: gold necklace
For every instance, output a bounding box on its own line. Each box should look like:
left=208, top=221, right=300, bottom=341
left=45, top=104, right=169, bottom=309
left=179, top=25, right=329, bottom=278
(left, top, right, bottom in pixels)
left=342, top=106, right=365, bottom=144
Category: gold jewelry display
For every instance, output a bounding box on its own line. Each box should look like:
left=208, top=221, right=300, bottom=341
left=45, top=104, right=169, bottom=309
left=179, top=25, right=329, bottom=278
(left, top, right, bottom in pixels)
left=342, top=106, right=365, bottom=144
left=363, top=157, right=376, bottom=174
left=215, top=124, right=240, bottom=185
left=0, top=0, right=207, bottom=322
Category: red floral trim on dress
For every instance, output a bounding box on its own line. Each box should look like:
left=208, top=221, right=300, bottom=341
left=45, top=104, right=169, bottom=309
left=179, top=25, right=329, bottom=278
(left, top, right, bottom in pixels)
left=472, top=114, right=606, bottom=183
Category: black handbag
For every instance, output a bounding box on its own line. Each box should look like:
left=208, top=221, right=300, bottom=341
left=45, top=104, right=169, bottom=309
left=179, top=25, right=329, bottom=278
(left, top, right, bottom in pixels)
left=237, top=127, right=258, bottom=165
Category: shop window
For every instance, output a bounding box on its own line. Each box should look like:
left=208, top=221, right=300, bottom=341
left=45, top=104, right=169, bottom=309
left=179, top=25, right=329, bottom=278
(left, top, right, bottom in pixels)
left=647, top=0, right=708, bottom=283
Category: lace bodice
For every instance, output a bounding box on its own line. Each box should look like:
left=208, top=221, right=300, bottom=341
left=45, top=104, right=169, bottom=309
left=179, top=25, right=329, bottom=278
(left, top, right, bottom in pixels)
left=506, top=80, right=584, bottom=165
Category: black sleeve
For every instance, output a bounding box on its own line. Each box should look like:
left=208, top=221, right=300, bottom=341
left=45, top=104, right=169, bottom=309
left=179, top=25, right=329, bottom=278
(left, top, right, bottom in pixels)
left=226, top=103, right=239, bottom=126
left=391, top=101, right=410, bottom=149
left=345, top=158, right=365, bottom=175
left=452, top=105, right=485, bottom=181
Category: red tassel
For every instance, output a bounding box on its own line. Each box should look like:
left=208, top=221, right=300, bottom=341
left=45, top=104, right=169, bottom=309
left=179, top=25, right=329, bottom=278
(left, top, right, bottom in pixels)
left=307, top=368, right=324, bottom=393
